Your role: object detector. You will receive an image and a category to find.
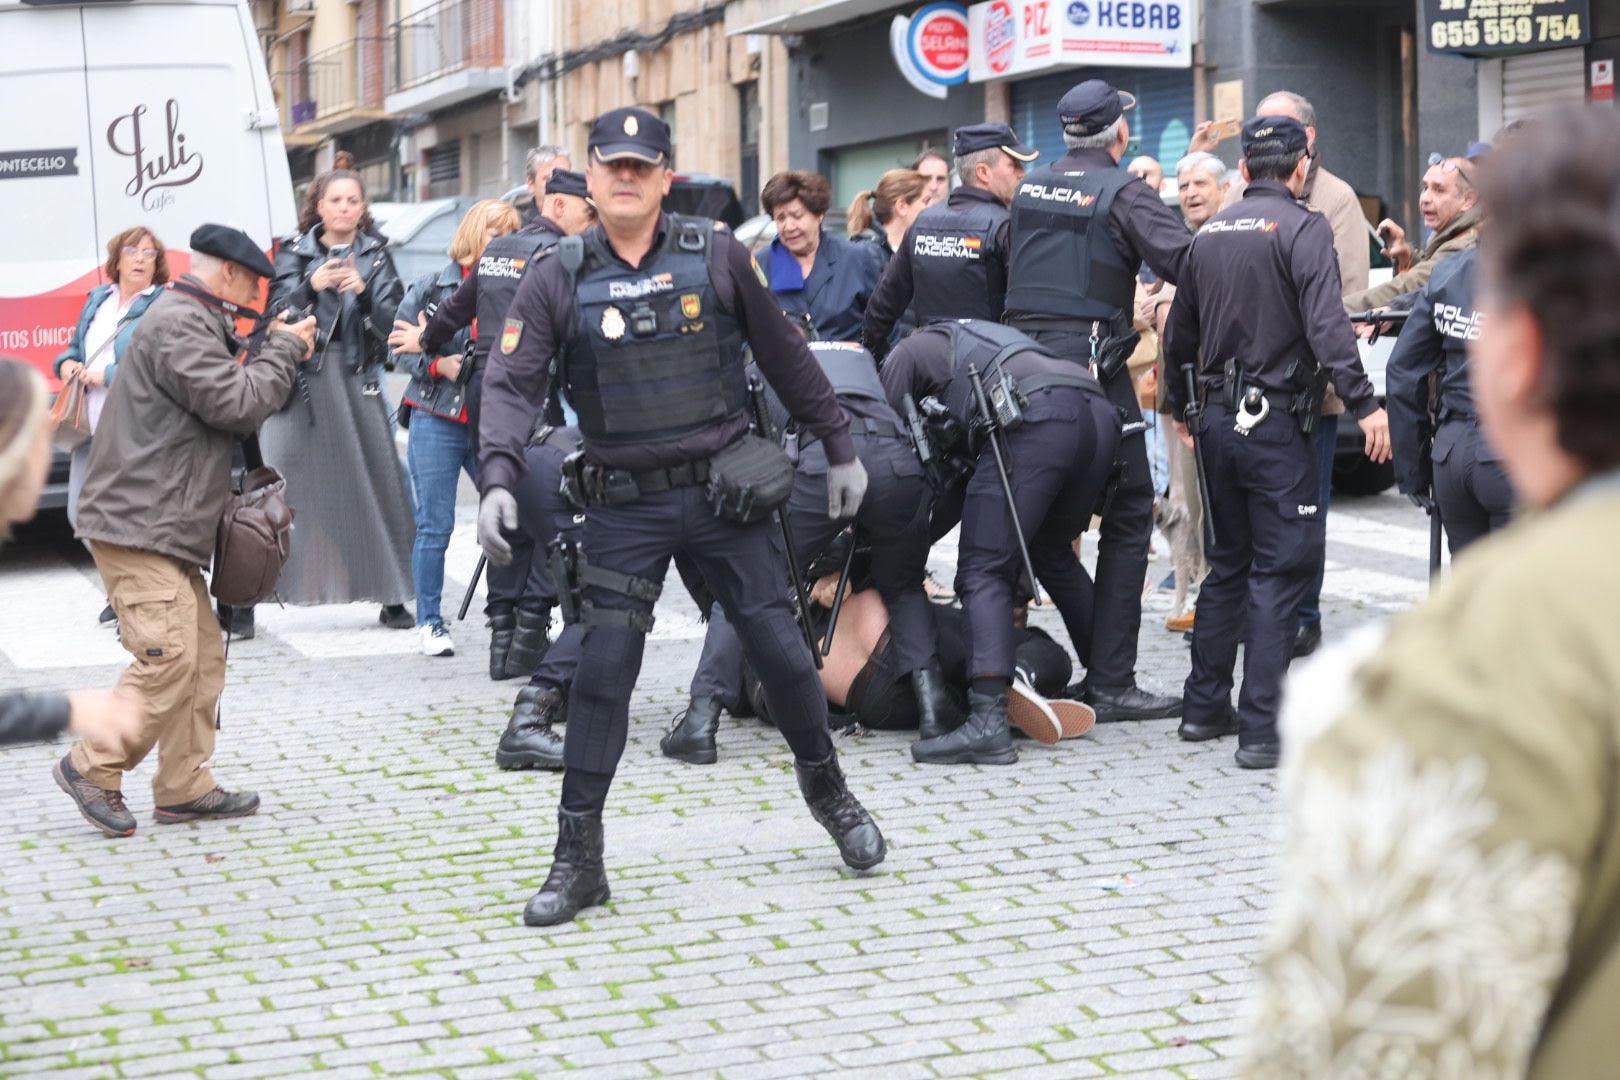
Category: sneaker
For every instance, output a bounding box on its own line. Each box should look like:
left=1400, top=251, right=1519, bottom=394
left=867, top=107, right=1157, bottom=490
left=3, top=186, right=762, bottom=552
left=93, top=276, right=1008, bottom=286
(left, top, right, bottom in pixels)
left=98, top=603, right=117, bottom=627
left=153, top=787, right=260, bottom=824
left=922, top=571, right=956, bottom=604
left=1166, top=608, right=1196, bottom=634
left=52, top=755, right=137, bottom=837
left=419, top=622, right=455, bottom=657
left=1006, top=678, right=1063, bottom=745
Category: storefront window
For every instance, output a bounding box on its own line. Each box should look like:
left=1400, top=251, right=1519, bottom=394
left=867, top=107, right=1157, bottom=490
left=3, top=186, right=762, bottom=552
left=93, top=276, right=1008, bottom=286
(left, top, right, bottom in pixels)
left=1012, top=67, right=1195, bottom=170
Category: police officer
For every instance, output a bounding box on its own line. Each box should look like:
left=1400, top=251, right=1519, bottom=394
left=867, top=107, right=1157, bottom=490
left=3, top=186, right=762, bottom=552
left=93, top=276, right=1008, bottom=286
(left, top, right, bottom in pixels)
left=478, top=107, right=885, bottom=927
left=861, top=123, right=1037, bottom=361
left=661, top=340, right=946, bottom=764
left=1385, top=246, right=1511, bottom=554
left=392, top=169, right=598, bottom=682
left=1004, top=80, right=1193, bottom=723
left=881, top=320, right=1122, bottom=764
left=1164, top=116, right=1391, bottom=769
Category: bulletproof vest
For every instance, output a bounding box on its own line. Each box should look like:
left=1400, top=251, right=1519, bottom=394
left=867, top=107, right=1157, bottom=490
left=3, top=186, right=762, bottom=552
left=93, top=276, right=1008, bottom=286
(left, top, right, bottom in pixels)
left=908, top=197, right=1008, bottom=324
left=1005, top=165, right=1135, bottom=322
left=808, top=341, right=886, bottom=403
left=935, top=320, right=1093, bottom=428
left=1426, top=247, right=1483, bottom=417
left=473, top=225, right=559, bottom=360
left=562, top=215, right=747, bottom=447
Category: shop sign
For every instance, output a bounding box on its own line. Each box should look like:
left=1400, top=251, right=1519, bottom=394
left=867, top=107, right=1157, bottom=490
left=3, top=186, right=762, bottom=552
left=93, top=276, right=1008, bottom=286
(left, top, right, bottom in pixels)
left=891, top=3, right=972, bottom=100
left=1423, top=0, right=1589, bottom=55
left=968, top=0, right=1194, bottom=79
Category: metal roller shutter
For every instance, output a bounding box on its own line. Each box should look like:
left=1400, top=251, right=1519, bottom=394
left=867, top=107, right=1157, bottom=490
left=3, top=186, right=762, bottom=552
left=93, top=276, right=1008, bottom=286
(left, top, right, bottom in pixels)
left=1011, top=66, right=1196, bottom=168
left=1501, top=48, right=1586, bottom=125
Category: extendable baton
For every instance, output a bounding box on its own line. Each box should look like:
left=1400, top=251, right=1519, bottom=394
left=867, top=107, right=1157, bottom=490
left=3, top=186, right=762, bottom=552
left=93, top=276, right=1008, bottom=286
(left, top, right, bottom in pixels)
left=458, top=554, right=486, bottom=622
left=967, top=364, right=1040, bottom=607
left=821, top=530, right=857, bottom=657
left=1181, top=364, right=1219, bottom=552
left=748, top=377, right=822, bottom=669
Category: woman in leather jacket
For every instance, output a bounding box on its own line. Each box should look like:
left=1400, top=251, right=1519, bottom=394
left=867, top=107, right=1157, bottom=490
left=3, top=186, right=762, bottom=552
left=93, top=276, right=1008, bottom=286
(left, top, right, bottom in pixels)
left=259, top=168, right=415, bottom=628
left=394, top=199, right=521, bottom=657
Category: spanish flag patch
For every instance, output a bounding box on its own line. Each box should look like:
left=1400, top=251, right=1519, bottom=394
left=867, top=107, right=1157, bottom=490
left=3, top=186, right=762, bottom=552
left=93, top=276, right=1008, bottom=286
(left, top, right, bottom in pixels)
left=500, top=318, right=524, bottom=354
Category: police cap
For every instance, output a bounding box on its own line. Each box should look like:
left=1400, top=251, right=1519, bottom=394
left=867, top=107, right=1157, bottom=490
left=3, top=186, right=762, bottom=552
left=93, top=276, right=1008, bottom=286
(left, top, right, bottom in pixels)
left=545, top=168, right=591, bottom=200
left=189, top=224, right=273, bottom=279
left=1057, top=80, right=1136, bottom=136
left=1241, top=116, right=1310, bottom=160
left=588, top=107, right=671, bottom=166
left=952, top=123, right=1039, bottom=163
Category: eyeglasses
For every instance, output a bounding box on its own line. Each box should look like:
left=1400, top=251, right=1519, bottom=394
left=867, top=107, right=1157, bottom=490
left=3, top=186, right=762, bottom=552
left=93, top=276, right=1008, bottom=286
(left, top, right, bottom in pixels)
left=121, top=245, right=159, bottom=259
left=1425, top=154, right=1475, bottom=186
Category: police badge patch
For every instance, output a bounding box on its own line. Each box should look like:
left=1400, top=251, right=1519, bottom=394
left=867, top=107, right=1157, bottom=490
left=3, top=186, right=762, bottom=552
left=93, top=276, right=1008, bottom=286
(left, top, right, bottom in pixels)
left=601, top=305, right=627, bottom=341
left=500, top=318, right=523, bottom=354
left=680, top=293, right=702, bottom=320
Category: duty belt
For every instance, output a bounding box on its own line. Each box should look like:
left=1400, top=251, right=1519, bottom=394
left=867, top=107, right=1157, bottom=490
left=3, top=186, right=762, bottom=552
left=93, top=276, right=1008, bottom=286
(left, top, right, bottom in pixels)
left=632, top=458, right=710, bottom=493
left=559, top=451, right=712, bottom=508
left=846, top=416, right=905, bottom=439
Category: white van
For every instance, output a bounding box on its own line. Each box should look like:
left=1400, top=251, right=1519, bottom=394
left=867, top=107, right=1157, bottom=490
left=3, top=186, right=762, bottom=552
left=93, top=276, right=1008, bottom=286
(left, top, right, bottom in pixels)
left=0, top=0, right=296, bottom=506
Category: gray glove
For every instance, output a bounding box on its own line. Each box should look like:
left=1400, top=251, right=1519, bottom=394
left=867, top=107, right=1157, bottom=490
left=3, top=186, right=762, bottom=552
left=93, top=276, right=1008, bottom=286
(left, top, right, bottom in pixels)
left=477, top=488, right=520, bottom=566
left=826, top=458, right=868, bottom=520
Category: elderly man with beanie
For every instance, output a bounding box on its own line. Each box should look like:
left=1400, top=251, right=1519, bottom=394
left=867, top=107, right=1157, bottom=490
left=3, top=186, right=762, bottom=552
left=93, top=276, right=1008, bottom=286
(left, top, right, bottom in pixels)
left=52, top=225, right=315, bottom=838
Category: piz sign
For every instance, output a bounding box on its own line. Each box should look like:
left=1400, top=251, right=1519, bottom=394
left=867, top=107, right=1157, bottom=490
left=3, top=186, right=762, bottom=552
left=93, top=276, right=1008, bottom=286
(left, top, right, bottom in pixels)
left=1423, top=0, right=1589, bottom=55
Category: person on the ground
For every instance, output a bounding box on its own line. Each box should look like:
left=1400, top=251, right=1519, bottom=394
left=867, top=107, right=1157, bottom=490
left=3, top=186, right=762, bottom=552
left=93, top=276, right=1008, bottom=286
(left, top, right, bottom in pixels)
left=1165, top=117, right=1389, bottom=771
left=863, top=124, right=1036, bottom=362
left=846, top=169, right=928, bottom=269
left=260, top=167, right=413, bottom=632
left=1004, top=79, right=1191, bottom=723
left=913, top=147, right=951, bottom=207
left=1243, top=105, right=1620, bottom=1080
left=55, top=225, right=317, bottom=836
left=1343, top=155, right=1480, bottom=314
left=476, top=107, right=885, bottom=927
left=881, top=320, right=1122, bottom=763
left=762, top=170, right=884, bottom=343
left=394, top=199, right=522, bottom=658
left=392, top=169, right=598, bottom=681
left=0, top=358, right=142, bottom=752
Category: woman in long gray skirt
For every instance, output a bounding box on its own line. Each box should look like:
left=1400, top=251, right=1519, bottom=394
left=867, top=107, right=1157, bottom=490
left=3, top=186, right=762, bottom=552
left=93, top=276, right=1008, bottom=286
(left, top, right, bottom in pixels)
left=257, top=168, right=415, bottom=630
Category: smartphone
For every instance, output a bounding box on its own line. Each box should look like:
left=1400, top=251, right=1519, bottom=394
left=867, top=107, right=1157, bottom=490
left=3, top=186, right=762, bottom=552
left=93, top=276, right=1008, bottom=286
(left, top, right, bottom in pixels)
left=1207, top=118, right=1241, bottom=143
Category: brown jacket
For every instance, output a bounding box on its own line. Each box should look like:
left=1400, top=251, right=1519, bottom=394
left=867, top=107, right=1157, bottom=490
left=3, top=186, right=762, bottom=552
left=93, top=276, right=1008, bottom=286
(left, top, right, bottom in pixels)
left=1222, top=157, right=1370, bottom=297
left=76, top=276, right=303, bottom=567
left=1341, top=205, right=1480, bottom=312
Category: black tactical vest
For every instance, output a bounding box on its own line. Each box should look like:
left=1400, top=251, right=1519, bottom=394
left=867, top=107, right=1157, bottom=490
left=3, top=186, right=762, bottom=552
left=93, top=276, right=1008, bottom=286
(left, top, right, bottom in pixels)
left=473, top=225, right=560, bottom=360
left=1426, top=247, right=1482, bottom=418
left=1005, top=165, right=1135, bottom=322
left=908, top=197, right=1008, bottom=324
left=808, top=342, right=886, bottom=403
left=936, top=320, right=1094, bottom=428
left=562, top=215, right=747, bottom=447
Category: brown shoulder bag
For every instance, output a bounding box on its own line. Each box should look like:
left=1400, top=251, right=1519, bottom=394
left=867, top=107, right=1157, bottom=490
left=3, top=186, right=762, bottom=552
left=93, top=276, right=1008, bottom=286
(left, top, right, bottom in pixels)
left=212, top=434, right=295, bottom=608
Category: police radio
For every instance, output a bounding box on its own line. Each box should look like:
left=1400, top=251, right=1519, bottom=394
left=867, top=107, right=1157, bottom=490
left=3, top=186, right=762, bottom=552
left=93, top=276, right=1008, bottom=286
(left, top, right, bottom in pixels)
left=984, top=368, right=1027, bottom=431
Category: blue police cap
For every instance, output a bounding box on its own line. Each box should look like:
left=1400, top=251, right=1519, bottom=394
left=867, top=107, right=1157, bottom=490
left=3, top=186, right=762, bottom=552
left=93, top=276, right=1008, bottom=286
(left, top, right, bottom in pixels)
left=588, top=107, right=671, bottom=166
left=1057, top=80, right=1136, bottom=136
left=1241, top=116, right=1310, bottom=159
left=952, top=123, right=1038, bottom=162
left=545, top=168, right=590, bottom=199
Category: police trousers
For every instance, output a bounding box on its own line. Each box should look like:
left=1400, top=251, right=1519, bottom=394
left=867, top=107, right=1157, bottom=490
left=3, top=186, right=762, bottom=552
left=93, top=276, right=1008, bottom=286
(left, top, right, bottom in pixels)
left=564, top=485, right=835, bottom=794
left=957, top=388, right=1121, bottom=681
left=1433, top=418, right=1514, bottom=555
left=1183, top=405, right=1325, bottom=744
left=1022, top=328, right=1151, bottom=688
left=510, top=438, right=585, bottom=692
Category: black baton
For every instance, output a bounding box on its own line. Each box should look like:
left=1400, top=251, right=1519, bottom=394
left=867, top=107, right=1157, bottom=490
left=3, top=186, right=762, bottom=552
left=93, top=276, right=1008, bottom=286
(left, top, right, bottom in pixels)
left=967, top=364, right=1041, bottom=607
left=458, top=554, right=486, bottom=622
left=1182, top=364, right=1219, bottom=552
left=821, top=530, right=857, bottom=657
left=748, top=378, right=822, bottom=669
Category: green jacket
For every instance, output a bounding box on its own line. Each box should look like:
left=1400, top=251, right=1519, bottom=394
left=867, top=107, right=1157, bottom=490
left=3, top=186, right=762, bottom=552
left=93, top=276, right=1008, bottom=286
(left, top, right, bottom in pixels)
left=1244, top=479, right=1620, bottom=1079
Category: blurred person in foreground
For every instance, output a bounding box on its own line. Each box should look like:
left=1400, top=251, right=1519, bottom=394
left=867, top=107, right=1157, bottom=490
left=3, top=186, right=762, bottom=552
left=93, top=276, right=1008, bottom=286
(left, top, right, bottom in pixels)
left=0, top=358, right=140, bottom=751
left=1243, top=106, right=1620, bottom=1079
left=54, top=226, right=316, bottom=837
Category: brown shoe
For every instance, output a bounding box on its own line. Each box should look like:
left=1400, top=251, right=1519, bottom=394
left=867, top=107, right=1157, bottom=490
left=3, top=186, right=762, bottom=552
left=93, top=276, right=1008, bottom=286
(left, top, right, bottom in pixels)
left=1166, top=608, right=1196, bottom=634
left=52, top=755, right=136, bottom=837
left=1049, top=698, right=1097, bottom=739
left=1007, top=679, right=1062, bottom=745
left=154, top=787, right=260, bottom=824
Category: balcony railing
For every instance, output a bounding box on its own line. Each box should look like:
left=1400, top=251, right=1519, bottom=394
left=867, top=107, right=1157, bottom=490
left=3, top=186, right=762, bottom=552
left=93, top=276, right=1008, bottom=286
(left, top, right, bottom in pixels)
left=388, top=0, right=506, bottom=95
left=274, top=37, right=387, bottom=132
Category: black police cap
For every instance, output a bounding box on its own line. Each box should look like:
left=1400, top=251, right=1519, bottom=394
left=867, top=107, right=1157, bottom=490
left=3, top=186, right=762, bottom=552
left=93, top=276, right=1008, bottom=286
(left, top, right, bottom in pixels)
left=189, top=224, right=274, bottom=279
left=1241, top=115, right=1310, bottom=160
left=952, top=123, right=1038, bottom=163
left=588, top=107, right=671, bottom=166
left=545, top=168, right=590, bottom=200
left=1057, top=79, right=1136, bottom=136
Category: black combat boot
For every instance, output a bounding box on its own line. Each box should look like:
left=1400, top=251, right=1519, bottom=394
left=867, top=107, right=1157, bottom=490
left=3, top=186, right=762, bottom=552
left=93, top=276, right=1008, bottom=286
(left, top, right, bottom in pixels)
left=504, top=606, right=551, bottom=679
left=794, top=752, right=886, bottom=870
left=659, top=696, right=721, bottom=764
left=523, top=810, right=610, bottom=927
left=911, top=667, right=964, bottom=741
left=496, top=684, right=566, bottom=770
left=487, top=604, right=516, bottom=682
left=911, top=685, right=1018, bottom=765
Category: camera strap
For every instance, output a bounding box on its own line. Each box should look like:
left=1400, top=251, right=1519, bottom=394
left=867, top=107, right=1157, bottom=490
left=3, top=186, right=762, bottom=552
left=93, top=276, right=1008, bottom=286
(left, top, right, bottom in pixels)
left=168, top=279, right=264, bottom=323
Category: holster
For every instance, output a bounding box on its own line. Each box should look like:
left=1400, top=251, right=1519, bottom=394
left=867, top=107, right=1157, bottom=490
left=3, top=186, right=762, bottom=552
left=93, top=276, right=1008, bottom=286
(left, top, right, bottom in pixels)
left=557, top=449, right=641, bottom=509
left=1285, top=357, right=1327, bottom=436
left=546, top=536, right=661, bottom=633
left=1093, top=329, right=1143, bottom=383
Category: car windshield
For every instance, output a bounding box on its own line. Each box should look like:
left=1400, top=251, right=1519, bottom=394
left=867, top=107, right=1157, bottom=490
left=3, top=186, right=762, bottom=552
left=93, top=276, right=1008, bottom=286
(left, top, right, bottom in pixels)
left=370, top=201, right=456, bottom=244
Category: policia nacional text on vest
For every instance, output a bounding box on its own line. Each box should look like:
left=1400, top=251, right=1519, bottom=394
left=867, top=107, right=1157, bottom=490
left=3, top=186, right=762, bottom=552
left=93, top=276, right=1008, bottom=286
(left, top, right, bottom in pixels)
left=474, top=225, right=562, bottom=363
left=909, top=198, right=1008, bottom=324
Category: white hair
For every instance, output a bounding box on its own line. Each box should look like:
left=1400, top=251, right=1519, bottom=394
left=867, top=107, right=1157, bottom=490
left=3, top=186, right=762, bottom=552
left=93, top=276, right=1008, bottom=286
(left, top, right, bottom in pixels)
left=956, top=147, right=1000, bottom=187
left=189, top=251, right=224, bottom=278
left=1256, top=91, right=1317, bottom=130
left=525, top=145, right=568, bottom=182
left=1176, top=151, right=1228, bottom=186
left=1062, top=117, right=1125, bottom=152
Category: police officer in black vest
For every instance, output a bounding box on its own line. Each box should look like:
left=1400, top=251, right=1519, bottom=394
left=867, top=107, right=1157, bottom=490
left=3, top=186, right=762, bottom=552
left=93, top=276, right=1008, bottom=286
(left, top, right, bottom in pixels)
left=861, top=123, right=1036, bottom=361
left=392, top=169, right=597, bottom=683
left=661, top=340, right=945, bottom=764
left=1004, top=80, right=1193, bottom=724
left=477, top=107, right=885, bottom=927
left=1385, top=246, right=1511, bottom=554
left=881, top=320, right=1122, bottom=764
left=1164, top=116, right=1390, bottom=769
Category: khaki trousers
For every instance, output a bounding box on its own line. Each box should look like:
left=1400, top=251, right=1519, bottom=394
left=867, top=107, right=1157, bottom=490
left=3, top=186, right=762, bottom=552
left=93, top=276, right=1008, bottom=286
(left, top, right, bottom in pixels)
left=1161, top=435, right=1208, bottom=614
left=71, top=542, right=223, bottom=805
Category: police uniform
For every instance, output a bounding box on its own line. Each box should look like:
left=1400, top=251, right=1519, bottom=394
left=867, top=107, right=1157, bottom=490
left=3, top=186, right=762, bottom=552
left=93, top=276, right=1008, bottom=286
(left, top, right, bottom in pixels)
left=881, top=320, right=1122, bottom=764
left=418, top=170, right=593, bottom=679
left=662, top=342, right=941, bottom=764
left=1385, top=247, right=1512, bottom=553
left=1163, top=117, right=1381, bottom=769
left=861, top=124, right=1036, bottom=361
left=1003, top=80, right=1191, bottom=721
left=479, top=108, right=885, bottom=927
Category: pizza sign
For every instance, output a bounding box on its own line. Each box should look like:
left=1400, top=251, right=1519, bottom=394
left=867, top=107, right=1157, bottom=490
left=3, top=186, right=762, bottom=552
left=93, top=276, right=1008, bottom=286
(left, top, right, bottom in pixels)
left=892, top=3, right=971, bottom=98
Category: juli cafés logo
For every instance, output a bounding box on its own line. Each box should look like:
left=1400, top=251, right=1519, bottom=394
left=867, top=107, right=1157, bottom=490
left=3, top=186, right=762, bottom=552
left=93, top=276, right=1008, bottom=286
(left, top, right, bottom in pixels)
left=106, top=99, right=204, bottom=212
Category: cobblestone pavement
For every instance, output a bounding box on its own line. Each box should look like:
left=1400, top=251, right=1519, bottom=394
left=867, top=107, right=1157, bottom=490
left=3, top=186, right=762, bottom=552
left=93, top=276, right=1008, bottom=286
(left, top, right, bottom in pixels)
left=0, top=488, right=1435, bottom=1078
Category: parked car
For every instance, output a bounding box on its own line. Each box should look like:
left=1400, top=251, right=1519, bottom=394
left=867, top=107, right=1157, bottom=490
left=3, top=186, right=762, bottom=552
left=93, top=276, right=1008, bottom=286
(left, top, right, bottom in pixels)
left=369, top=197, right=480, bottom=285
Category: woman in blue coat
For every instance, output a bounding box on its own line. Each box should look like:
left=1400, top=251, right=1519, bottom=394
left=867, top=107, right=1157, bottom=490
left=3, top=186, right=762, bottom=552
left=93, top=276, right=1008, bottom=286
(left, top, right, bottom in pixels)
left=761, top=171, right=883, bottom=343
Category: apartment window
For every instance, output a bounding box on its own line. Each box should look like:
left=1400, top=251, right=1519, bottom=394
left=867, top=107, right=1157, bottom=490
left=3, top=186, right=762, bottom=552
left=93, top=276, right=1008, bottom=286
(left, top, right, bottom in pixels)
left=739, top=81, right=760, bottom=217
left=426, top=141, right=461, bottom=199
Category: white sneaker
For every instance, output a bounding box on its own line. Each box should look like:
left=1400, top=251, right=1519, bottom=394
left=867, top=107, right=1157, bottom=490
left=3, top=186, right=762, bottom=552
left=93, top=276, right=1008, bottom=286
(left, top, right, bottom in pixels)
left=419, top=622, right=455, bottom=657
left=1007, top=677, right=1063, bottom=745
